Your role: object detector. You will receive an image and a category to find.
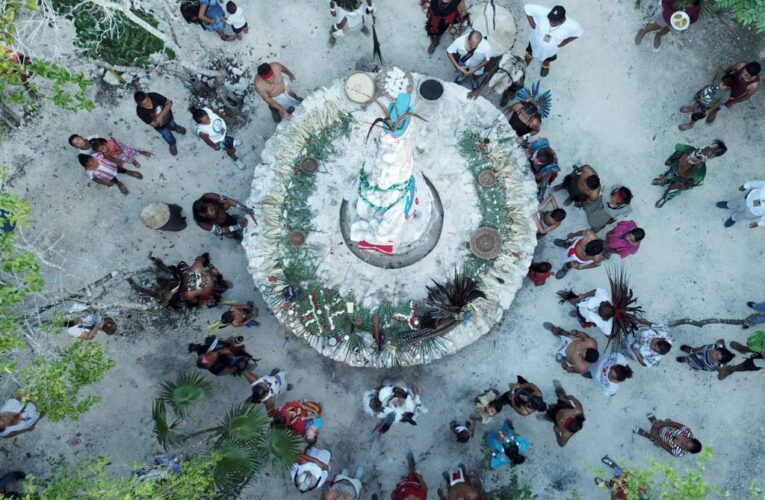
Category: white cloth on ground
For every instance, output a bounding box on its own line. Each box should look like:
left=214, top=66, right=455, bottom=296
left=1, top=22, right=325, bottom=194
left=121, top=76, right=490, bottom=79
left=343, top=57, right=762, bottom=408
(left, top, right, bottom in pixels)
left=524, top=3, right=584, bottom=61
left=66, top=313, right=102, bottom=338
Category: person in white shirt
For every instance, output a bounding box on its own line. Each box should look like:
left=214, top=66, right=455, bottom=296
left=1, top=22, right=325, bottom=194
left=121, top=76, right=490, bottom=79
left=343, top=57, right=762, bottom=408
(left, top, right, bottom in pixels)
left=590, top=353, right=633, bottom=396
left=446, top=30, right=492, bottom=88
left=329, top=0, right=375, bottom=46
left=523, top=4, right=583, bottom=76
left=191, top=107, right=245, bottom=170
left=558, top=288, right=614, bottom=337
left=290, top=444, right=331, bottom=493
left=224, top=2, right=248, bottom=39
left=0, top=399, right=41, bottom=438
left=718, top=180, right=765, bottom=228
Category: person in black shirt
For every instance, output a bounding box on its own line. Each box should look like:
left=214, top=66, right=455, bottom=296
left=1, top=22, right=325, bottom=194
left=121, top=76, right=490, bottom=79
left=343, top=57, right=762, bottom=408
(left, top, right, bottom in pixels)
left=134, top=91, right=186, bottom=156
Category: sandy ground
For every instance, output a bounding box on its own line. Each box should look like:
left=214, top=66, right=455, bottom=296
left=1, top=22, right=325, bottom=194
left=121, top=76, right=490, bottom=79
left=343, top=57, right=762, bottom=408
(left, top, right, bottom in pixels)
left=2, top=0, right=765, bottom=498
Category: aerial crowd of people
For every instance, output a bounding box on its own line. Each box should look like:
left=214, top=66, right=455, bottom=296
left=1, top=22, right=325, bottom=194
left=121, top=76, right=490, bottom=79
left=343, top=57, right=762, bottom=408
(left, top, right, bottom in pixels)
left=1, top=0, right=763, bottom=498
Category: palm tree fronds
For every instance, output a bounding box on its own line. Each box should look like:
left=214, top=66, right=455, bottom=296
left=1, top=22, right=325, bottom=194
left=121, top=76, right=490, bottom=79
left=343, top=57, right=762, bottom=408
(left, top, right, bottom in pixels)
left=266, top=427, right=304, bottom=471
left=422, top=270, right=486, bottom=323
left=151, top=398, right=182, bottom=450
left=159, top=371, right=214, bottom=418
left=217, top=403, right=271, bottom=443
left=211, top=441, right=263, bottom=494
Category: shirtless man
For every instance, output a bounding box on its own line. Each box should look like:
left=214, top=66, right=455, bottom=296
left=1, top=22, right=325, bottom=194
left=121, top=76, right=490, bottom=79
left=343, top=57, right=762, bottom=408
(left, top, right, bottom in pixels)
left=544, top=380, right=584, bottom=447
left=706, top=61, right=760, bottom=123
left=437, top=466, right=484, bottom=500
left=466, top=53, right=526, bottom=106
left=534, top=195, right=566, bottom=237
left=553, top=228, right=605, bottom=279
left=254, top=62, right=303, bottom=123
left=555, top=164, right=601, bottom=207
left=544, top=322, right=599, bottom=377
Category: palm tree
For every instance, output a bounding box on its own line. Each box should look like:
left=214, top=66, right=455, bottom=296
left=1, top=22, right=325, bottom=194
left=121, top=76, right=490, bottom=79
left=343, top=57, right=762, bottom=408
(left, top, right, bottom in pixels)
left=150, top=374, right=303, bottom=496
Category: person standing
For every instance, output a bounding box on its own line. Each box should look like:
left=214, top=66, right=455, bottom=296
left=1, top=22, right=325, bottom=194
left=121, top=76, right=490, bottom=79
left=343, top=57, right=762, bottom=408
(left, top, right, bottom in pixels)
left=557, top=287, right=614, bottom=337
left=552, top=229, right=605, bottom=279
left=543, top=380, right=584, bottom=447
left=626, top=319, right=672, bottom=367
left=634, top=413, right=702, bottom=457
left=635, top=0, right=701, bottom=49
left=291, top=444, right=331, bottom=494
left=544, top=322, right=600, bottom=377
left=555, top=164, right=601, bottom=207
left=604, top=221, right=645, bottom=260
left=329, top=0, right=375, bottom=46
left=718, top=331, right=765, bottom=380
left=485, top=419, right=529, bottom=469
left=392, top=452, right=428, bottom=500
left=224, top=1, right=248, bottom=40
left=192, top=192, right=256, bottom=241
left=717, top=180, right=765, bottom=228
left=507, top=376, right=546, bottom=416
left=77, top=153, right=142, bottom=195
left=449, top=414, right=478, bottom=443
left=446, top=30, right=492, bottom=88
left=198, top=0, right=233, bottom=41
left=191, top=107, right=245, bottom=170
left=590, top=352, right=633, bottom=396
left=652, top=140, right=727, bottom=208
left=134, top=91, right=187, bottom=156
left=323, top=466, right=364, bottom=500
left=468, top=53, right=526, bottom=106
left=534, top=195, right=566, bottom=237
left=707, top=61, right=761, bottom=123
left=246, top=368, right=292, bottom=413
left=422, top=0, right=469, bottom=54
left=253, top=62, right=303, bottom=123
left=527, top=262, right=553, bottom=286
left=523, top=4, right=583, bottom=77
left=437, top=465, right=485, bottom=499
left=585, top=185, right=633, bottom=232
left=676, top=341, right=734, bottom=372
left=679, top=73, right=734, bottom=130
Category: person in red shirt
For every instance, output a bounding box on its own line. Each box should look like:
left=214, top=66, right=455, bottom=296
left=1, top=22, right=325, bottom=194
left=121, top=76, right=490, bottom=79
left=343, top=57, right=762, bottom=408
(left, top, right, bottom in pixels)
left=634, top=0, right=701, bottom=49
left=527, top=262, right=553, bottom=286
left=273, top=401, right=323, bottom=443
left=392, top=452, right=427, bottom=500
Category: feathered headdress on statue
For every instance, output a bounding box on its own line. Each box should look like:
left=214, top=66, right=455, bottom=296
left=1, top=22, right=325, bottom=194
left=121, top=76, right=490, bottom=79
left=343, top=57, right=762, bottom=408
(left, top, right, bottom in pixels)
left=516, top=80, right=552, bottom=118
left=365, top=93, right=427, bottom=142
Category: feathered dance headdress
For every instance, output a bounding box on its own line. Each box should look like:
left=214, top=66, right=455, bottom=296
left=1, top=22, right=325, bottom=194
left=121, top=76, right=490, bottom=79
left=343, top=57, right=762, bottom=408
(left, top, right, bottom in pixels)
left=516, top=80, right=552, bottom=118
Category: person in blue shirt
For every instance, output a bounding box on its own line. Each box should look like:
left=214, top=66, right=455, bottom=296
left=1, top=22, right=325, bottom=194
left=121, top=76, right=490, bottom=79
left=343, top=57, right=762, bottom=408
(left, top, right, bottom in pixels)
left=485, top=419, right=529, bottom=469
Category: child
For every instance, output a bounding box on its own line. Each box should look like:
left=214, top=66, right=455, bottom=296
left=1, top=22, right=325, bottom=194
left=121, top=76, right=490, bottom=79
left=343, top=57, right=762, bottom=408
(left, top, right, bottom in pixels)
left=679, top=74, right=734, bottom=130
left=225, top=1, right=248, bottom=39
left=534, top=195, right=566, bottom=237
left=527, top=262, right=553, bottom=286
left=66, top=314, right=117, bottom=340
left=450, top=414, right=478, bottom=443
left=220, top=301, right=259, bottom=327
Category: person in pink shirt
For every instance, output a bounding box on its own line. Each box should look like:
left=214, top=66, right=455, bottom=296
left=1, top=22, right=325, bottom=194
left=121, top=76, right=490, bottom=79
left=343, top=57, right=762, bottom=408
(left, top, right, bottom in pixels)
left=604, top=220, right=644, bottom=259
left=77, top=153, right=142, bottom=195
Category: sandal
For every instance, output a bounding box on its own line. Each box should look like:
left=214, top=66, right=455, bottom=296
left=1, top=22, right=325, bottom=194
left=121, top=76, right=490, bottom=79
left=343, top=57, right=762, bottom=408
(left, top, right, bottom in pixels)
left=651, top=177, right=665, bottom=186
left=634, top=31, right=645, bottom=45
left=680, top=344, right=692, bottom=353
left=601, top=455, right=618, bottom=468
left=655, top=198, right=666, bottom=208
left=126, top=171, right=143, bottom=179
left=555, top=267, right=569, bottom=279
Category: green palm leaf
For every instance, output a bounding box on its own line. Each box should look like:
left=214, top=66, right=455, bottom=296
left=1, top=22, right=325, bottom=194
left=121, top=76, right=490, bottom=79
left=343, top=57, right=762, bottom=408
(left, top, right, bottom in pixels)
left=217, top=403, right=271, bottom=443
left=211, top=441, right=263, bottom=494
left=152, top=398, right=181, bottom=450
left=266, top=427, right=304, bottom=471
left=160, top=371, right=213, bottom=418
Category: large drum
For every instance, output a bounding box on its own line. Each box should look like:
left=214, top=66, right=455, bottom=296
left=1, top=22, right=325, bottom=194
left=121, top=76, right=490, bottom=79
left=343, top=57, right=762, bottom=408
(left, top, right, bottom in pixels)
left=344, top=71, right=376, bottom=104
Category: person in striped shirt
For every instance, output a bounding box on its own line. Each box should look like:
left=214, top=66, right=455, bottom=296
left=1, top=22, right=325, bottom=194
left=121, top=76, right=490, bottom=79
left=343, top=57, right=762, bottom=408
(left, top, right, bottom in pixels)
left=77, top=153, right=142, bottom=195
left=634, top=413, right=701, bottom=457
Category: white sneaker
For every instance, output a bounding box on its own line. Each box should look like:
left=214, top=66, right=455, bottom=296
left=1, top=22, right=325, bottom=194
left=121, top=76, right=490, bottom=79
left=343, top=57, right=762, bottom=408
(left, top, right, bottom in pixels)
left=234, top=159, right=246, bottom=170
left=233, top=139, right=242, bottom=147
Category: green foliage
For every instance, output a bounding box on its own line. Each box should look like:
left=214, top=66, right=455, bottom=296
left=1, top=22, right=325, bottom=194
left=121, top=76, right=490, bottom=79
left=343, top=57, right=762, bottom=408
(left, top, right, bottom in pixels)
left=151, top=375, right=303, bottom=495
left=152, top=398, right=182, bottom=450
left=21, top=454, right=220, bottom=499
left=51, top=0, right=174, bottom=68
left=590, top=448, right=762, bottom=499
left=159, top=371, right=214, bottom=418
left=487, top=472, right=537, bottom=499
left=18, top=341, right=115, bottom=422
left=0, top=5, right=94, bottom=115
left=714, top=0, right=765, bottom=32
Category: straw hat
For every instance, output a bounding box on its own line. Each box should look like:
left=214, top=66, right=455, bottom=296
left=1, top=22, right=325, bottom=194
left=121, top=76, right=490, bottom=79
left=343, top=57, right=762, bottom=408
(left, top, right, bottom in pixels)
left=140, top=202, right=170, bottom=229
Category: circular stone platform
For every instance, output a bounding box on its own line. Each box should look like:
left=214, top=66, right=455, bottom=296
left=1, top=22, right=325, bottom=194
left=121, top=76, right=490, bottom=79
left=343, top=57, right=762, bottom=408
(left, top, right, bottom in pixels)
left=244, top=73, right=538, bottom=368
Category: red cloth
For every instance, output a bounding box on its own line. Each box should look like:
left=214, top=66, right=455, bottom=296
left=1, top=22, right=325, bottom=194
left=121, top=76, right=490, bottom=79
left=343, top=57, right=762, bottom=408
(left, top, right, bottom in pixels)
left=661, top=0, right=701, bottom=25
left=393, top=473, right=427, bottom=500
left=730, top=65, right=760, bottom=100
left=274, top=401, right=322, bottom=437
left=528, top=270, right=552, bottom=286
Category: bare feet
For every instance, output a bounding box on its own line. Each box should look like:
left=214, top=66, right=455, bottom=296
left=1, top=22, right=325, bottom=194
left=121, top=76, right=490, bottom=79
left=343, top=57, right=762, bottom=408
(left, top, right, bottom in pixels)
left=634, top=30, right=645, bottom=45
left=125, top=170, right=143, bottom=179
left=361, top=25, right=370, bottom=36
left=427, top=42, right=436, bottom=55
left=117, top=183, right=129, bottom=195
left=680, top=105, right=696, bottom=113
left=730, top=341, right=749, bottom=354
left=678, top=123, right=694, bottom=131
left=132, top=160, right=141, bottom=168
